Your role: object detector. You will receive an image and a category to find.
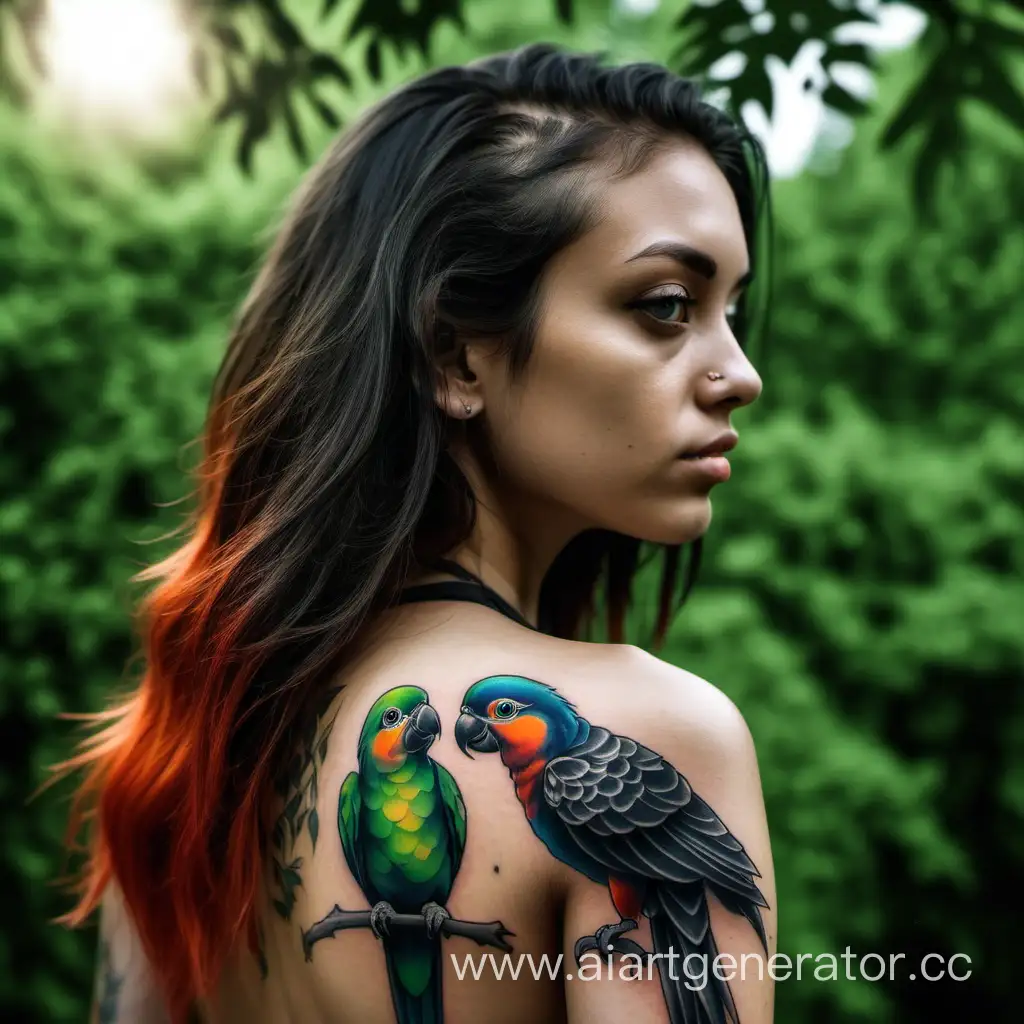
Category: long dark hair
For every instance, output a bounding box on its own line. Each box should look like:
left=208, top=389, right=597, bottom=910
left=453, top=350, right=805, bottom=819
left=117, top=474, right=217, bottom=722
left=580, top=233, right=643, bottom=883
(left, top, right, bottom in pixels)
left=58, top=42, right=770, bottom=1022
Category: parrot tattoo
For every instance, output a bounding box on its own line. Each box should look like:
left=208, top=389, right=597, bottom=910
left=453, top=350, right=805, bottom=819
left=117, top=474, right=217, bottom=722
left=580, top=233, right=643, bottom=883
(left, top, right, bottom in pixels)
left=456, top=675, right=769, bottom=1024
left=337, top=685, right=467, bottom=1024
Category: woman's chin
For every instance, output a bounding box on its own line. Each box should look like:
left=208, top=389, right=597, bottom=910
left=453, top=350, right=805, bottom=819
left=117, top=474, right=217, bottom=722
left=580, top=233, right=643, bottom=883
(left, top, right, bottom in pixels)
left=622, top=496, right=714, bottom=546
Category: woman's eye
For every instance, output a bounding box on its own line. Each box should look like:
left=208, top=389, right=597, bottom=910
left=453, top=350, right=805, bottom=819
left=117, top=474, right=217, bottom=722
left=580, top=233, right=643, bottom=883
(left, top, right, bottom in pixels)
left=633, top=289, right=694, bottom=326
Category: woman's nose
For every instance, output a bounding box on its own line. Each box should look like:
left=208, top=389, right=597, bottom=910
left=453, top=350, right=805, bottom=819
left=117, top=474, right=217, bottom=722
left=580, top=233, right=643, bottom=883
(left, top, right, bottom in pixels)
left=702, top=349, right=762, bottom=409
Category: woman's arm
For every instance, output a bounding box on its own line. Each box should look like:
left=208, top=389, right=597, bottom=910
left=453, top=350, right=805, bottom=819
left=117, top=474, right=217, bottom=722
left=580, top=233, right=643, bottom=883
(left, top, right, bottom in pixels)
left=562, top=651, right=777, bottom=1024
left=90, top=882, right=170, bottom=1024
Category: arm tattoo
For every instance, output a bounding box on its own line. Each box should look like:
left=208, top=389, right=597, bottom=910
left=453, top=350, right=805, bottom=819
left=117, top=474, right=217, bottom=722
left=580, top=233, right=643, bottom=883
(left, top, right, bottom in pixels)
left=455, top=674, right=769, bottom=1024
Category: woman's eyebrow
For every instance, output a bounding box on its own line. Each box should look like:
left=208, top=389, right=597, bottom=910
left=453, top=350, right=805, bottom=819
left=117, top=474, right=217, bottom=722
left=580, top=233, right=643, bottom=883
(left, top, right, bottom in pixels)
left=624, top=240, right=752, bottom=290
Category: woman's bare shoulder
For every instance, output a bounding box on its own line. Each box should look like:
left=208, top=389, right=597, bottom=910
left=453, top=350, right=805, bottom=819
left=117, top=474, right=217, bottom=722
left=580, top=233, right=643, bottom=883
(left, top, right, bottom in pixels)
left=328, top=622, right=756, bottom=781
left=499, top=636, right=756, bottom=760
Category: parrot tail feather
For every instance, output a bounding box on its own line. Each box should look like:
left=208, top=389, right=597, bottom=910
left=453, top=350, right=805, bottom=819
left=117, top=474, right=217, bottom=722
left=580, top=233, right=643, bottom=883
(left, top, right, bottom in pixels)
left=384, top=933, right=443, bottom=1024
left=649, top=885, right=740, bottom=1024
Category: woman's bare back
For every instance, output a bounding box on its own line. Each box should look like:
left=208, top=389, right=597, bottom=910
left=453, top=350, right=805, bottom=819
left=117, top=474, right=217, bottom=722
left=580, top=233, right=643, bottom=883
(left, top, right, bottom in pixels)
left=197, top=598, right=776, bottom=1024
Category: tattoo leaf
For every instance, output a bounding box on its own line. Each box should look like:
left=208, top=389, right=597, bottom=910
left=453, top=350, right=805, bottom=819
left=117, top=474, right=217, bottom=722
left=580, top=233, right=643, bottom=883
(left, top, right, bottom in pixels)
left=268, top=685, right=340, bottom=920
left=283, top=791, right=302, bottom=823
left=95, top=939, right=123, bottom=1024
left=256, top=926, right=269, bottom=980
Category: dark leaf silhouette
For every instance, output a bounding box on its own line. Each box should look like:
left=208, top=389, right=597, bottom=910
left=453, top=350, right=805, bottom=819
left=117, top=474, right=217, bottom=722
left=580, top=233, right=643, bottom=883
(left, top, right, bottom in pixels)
left=238, top=104, right=271, bottom=176
left=366, top=37, right=382, bottom=81
left=306, top=90, right=341, bottom=129
left=822, top=82, right=870, bottom=119
left=977, top=57, right=1024, bottom=133
left=0, top=0, right=1020, bottom=215
left=881, top=57, right=945, bottom=149
left=281, top=94, right=308, bottom=161
left=210, top=23, right=245, bottom=53
left=308, top=53, right=352, bottom=88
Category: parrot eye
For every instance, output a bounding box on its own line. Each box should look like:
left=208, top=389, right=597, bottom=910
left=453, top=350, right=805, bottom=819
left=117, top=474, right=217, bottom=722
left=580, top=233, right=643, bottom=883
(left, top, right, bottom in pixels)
left=381, top=706, right=403, bottom=728
left=492, top=699, right=522, bottom=720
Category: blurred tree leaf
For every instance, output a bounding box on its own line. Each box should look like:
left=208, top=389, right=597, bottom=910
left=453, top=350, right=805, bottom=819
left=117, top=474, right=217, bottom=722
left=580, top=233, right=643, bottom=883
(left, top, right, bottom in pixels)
left=821, top=81, right=870, bottom=119
left=2, top=0, right=1024, bottom=202
left=348, top=0, right=467, bottom=79
left=672, top=0, right=882, bottom=120
left=876, top=3, right=1024, bottom=214
left=670, top=0, right=1024, bottom=216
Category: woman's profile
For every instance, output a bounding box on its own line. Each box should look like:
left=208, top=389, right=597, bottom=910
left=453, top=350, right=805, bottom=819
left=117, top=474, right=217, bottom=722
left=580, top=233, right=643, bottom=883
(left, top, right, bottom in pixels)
left=61, top=42, right=776, bottom=1024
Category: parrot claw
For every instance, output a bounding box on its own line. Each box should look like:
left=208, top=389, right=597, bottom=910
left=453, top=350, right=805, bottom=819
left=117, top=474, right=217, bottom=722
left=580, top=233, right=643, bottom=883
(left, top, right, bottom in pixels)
left=369, top=901, right=397, bottom=939
left=421, top=901, right=451, bottom=940
left=573, top=918, right=651, bottom=968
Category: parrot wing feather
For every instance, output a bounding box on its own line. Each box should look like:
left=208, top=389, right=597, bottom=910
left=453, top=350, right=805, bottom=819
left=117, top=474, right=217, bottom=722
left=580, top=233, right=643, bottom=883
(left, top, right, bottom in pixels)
left=436, top=761, right=467, bottom=878
left=337, top=770, right=365, bottom=889
left=544, top=726, right=768, bottom=911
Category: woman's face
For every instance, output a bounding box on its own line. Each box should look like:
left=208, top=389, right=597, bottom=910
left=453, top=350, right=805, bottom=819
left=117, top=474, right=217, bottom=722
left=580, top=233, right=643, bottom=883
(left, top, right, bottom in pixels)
left=457, top=140, right=763, bottom=550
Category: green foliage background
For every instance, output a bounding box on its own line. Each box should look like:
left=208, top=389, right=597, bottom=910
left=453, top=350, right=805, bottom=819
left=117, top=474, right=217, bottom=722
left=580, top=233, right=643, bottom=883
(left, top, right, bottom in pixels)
left=1, top=0, right=1021, bottom=1020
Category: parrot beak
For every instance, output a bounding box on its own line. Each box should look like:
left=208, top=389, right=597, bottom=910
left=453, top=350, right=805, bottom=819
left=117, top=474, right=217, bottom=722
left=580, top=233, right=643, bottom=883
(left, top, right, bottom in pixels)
left=402, top=702, right=441, bottom=754
left=455, top=710, right=499, bottom=758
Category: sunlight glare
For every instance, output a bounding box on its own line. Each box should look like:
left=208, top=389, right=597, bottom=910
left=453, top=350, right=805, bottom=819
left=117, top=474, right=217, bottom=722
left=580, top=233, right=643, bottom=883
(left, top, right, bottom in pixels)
left=41, top=0, right=194, bottom=131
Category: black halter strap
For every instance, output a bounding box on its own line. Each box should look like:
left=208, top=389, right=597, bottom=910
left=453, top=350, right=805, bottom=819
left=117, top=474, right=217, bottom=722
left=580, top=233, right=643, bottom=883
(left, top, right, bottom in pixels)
left=395, top=557, right=538, bottom=632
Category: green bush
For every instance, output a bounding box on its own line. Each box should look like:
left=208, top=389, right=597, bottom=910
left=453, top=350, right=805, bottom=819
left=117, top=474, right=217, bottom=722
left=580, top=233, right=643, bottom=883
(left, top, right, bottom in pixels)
left=664, top=98, right=1024, bottom=1020
left=0, top=104, right=294, bottom=1018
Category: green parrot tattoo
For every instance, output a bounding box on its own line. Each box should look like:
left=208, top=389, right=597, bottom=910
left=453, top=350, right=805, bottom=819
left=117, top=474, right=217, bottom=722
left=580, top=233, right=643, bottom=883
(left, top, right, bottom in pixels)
left=337, top=685, right=467, bottom=1024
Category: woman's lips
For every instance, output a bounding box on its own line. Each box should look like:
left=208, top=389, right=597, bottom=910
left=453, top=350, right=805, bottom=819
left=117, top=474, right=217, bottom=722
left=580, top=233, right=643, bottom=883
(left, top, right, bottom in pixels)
left=678, top=454, right=731, bottom=481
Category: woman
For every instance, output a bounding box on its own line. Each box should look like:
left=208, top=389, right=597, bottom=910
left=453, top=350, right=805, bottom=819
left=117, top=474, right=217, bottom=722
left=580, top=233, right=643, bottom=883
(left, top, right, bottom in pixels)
left=64, top=42, right=775, bottom=1024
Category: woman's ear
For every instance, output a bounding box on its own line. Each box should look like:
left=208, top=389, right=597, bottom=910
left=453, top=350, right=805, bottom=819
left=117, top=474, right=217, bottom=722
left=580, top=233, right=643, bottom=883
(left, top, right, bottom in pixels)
left=434, top=326, right=484, bottom=420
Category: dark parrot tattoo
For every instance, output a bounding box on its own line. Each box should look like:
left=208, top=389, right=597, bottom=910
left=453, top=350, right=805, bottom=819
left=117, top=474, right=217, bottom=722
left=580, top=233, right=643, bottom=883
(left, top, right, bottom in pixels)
left=456, top=675, right=769, bottom=1024
left=337, top=685, right=467, bottom=1024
